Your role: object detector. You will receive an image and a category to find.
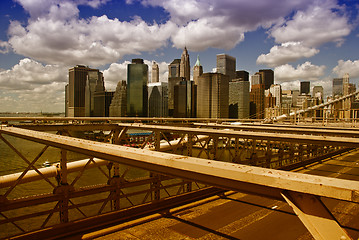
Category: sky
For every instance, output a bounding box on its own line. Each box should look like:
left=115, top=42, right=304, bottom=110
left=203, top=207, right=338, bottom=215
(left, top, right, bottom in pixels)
left=0, top=0, right=359, bottom=113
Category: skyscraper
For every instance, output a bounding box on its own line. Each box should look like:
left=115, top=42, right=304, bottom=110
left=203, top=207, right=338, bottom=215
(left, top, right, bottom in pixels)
left=193, top=55, right=203, bottom=85
left=300, top=81, right=310, bottom=95
left=216, top=54, right=236, bottom=81
left=229, top=78, right=250, bottom=119
left=93, top=76, right=106, bottom=116
left=148, top=82, right=168, bottom=117
left=67, top=65, right=102, bottom=117
left=343, top=73, right=349, bottom=96
left=269, top=84, right=282, bottom=107
left=174, top=81, right=197, bottom=118
left=313, top=86, right=324, bottom=99
left=151, top=61, right=159, bottom=83
left=258, top=69, right=274, bottom=90
left=333, top=78, right=343, bottom=96
left=127, top=59, right=148, bottom=117
left=109, top=80, right=127, bottom=117
left=250, top=73, right=265, bottom=119
left=168, top=59, right=182, bottom=116
left=197, top=73, right=229, bottom=118
left=180, top=47, right=190, bottom=81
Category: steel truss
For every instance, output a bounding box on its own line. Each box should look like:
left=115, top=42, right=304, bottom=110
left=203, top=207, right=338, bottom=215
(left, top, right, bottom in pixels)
left=0, top=123, right=358, bottom=240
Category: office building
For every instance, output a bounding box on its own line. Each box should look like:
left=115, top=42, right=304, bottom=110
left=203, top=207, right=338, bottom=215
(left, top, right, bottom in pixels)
left=250, top=73, right=265, bottom=119
left=127, top=59, right=148, bottom=117
left=333, top=78, right=343, bottom=96
left=105, top=91, right=114, bottom=117
left=258, top=69, right=274, bottom=90
left=197, top=73, right=229, bottom=118
left=229, top=78, right=250, bottom=119
left=193, top=55, right=203, bottom=85
left=92, top=77, right=106, bottom=116
left=343, top=73, right=349, bottom=96
left=109, top=81, right=127, bottom=117
left=180, top=47, right=190, bottom=81
left=148, top=82, right=168, bottom=117
left=235, top=71, right=249, bottom=82
left=300, top=81, right=310, bottom=95
left=67, top=65, right=102, bottom=117
left=151, top=61, right=159, bottom=83
left=174, top=81, right=197, bottom=118
left=217, top=54, right=236, bottom=81
left=269, top=84, right=282, bottom=107
left=168, top=59, right=182, bottom=116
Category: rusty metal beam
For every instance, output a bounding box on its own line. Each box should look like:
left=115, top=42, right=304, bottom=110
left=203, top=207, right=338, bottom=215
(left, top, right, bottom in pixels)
left=0, top=126, right=358, bottom=204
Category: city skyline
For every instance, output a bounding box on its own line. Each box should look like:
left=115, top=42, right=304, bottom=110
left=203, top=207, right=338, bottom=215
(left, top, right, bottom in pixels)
left=0, top=0, right=359, bottom=112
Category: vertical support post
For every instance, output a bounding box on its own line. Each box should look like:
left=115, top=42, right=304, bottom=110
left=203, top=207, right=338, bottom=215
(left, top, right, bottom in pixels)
left=151, top=130, right=161, bottom=201
left=186, top=133, right=193, bottom=157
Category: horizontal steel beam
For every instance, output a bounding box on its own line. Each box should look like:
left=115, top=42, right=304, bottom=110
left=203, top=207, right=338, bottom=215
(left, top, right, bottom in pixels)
left=116, top=123, right=359, bottom=147
left=1, top=126, right=358, bottom=204
left=194, top=123, right=359, bottom=138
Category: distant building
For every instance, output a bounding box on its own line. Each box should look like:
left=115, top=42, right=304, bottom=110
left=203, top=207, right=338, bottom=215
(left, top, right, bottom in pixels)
left=229, top=78, right=250, bottom=119
left=269, top=84, right=282, bottom=107
left=343, top=73, right=350, bottom=96
left=174, top=81, right=197, bottom=118
left=127, top=59, right=148, bottom=117
left=93, top=77, right=106, bottom=116
left=333, top=78, right=343, bottom=96
left=67, top=65, right=102, bottom=117
left=313, top=86, right=324, bottom=100
left=168, top=59, right=182, bottom=116
left=235, top=71, right=249, bottom=82
left=197, top=73, right=229, bottom=118
left=148, top=82, right=168, bottom=117
left=105, top=91, right=114, bottom=117
left=258, top=69, right=274, bottom=90
left=151, top=61, right=159, bottom=83
left=217, top=54, right=236, bottom=81
left=109, top=81, right=127, bottom=117
left=180, top=47, right=190, bottom=81
left=250, top=73, right=265, bottom=119
left=300, top=81, right=310, bottom=95
left=193, top=55, right=203, bottom=85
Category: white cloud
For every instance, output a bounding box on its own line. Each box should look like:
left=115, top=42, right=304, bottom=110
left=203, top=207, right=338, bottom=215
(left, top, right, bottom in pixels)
left=274, top=62, right=326, bottom=82
left=270, top=0, right=351, bottom=47
left=256, top=42, right=319, bottom=67
left=332, top=60, right=359, bottom=78
left=0, top=58, right=67, bottom=112
left=8, top=2, right=177, bottom=67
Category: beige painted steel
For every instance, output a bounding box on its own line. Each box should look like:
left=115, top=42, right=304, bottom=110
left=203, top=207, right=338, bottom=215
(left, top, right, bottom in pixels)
left=194, top=122, right=359, bottom=138
left=0, top=158, right=107, bottom=188
left=0, top=126, right=358, bottom=203
left=282, top=191, right=352, bottom=240
left=115, top=123, right=359, bottom=147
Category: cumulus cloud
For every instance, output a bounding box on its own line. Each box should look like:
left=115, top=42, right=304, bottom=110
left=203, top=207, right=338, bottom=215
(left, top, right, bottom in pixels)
left=270, top=0, right=351, bottom=47
left=274, top=62, right=326, bottom=82
left=0, top=58, right=67, bottom=112
left=8, top=1, right=176, bottom=67
left=332, top=60, right=359, bottom=78
left=256, top=42, right=319, bottom=67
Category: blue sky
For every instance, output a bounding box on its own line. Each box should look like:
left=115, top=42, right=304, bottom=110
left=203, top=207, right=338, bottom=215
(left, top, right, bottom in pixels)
left=0, top=0, right=359, bottom=112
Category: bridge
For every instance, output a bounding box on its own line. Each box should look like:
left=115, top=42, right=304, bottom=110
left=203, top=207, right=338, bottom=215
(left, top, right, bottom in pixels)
left=0, top=117, right=359, bottom=239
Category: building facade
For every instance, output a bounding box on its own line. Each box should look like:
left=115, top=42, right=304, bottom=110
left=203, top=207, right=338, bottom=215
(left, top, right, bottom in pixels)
left=300, top=81, right=310, bottom=95
left=148, top=82, right=168, bottom=117
left=193, top=55, right=203, bottom=85
left=258, top=69, right=274, bottom=90
left=127, top=59, right=148, bottom=117
left=67, top=65, right=102, bottom=117
left=109, top=80, right=127, bottom=117
left=197, top=73, right=229, bottom=118
left=250, top=73, right=265, bottom=119
left=229, top=79, right=250, bottom=119
left=333, top=78, right=343, bottom=96
left=180, top=47, right=190, bottom=81
left=151, top=61, right=159, bottom=83
left=216, top=54, right=236, bottom=81
left=174, top=81, right=197, bottom=118
left=269, top=84, right=282, bottom=107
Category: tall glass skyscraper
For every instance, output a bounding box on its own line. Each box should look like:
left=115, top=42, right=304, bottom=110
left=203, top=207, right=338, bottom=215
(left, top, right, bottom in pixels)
left=127, top=59, right=148, bottom=117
